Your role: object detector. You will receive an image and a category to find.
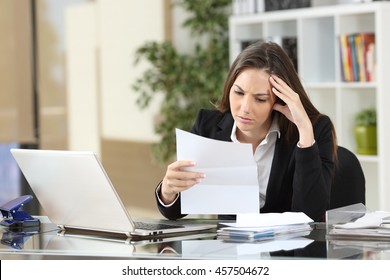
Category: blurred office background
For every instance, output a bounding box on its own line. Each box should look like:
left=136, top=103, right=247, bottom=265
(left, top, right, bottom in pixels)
left=0, top=0, right=198, bottom=217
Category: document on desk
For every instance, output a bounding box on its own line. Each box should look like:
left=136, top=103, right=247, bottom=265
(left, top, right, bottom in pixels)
left=234, top=212, right=314, bottom=228
left=176, top=128, right=259, bottom=214
left=328, top=211, right=390, bottom=241
left=217, top=212, right=313, bottom=241
left=332, top=211, right=390, bottom=229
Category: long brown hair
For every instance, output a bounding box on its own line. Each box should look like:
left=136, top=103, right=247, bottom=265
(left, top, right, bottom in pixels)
left=216, top=41, right=337, bottom=159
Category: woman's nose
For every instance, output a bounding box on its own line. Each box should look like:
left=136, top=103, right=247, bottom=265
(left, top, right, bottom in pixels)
left=241, top=96, right=251, bottom=114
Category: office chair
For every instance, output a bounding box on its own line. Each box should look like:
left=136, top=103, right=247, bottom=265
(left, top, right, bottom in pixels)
left=329, top=146, right=366, bottom=209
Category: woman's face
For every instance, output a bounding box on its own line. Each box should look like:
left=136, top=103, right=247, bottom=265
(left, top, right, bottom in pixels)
left=229, top=68, right=277, bottom=141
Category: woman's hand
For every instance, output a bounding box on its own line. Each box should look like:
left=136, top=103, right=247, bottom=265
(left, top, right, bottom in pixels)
left=160, top=160, right=205, bottom=204
left=270, top=75, right=314, bottom=148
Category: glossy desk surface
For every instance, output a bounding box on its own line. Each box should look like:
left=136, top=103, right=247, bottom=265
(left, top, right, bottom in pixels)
left=1, top=217, right=390, bottom=260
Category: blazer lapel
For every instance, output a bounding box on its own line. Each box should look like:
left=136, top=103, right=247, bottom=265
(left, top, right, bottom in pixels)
left=215, top=113, right=234, bottom=141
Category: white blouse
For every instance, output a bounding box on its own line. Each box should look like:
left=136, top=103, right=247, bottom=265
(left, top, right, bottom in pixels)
left=230, top=117, right=280, bottom=208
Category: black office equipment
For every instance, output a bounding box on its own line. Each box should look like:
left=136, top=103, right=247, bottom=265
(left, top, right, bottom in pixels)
left=330, top=146, right=366, bottom=209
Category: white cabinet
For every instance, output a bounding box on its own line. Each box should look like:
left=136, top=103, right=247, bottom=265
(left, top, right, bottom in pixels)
left=229, top=2, right=390, bottom=211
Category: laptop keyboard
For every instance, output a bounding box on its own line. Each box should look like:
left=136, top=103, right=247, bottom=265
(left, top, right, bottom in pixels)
left=134, top=221, right=184, bottom=231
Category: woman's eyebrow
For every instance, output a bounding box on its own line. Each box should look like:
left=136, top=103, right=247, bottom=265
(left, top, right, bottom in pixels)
left=233, top=84, right=269, bottom=96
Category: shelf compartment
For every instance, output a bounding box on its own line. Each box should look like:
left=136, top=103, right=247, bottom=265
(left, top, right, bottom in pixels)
left=338, top=87, right=377, bottom=154
left=300, top=16, right=335, bottom=83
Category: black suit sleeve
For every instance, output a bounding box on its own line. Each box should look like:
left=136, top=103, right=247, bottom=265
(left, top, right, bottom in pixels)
left=292, top=116, right=334, bottom=221
left=155, top=182, right=186, bottom=220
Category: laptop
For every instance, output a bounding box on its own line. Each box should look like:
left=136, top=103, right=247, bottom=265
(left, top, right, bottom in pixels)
left=10, top=148, right=216, bottom=238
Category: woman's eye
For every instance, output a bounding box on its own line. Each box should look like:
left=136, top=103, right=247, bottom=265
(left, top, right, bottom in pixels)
left=234, top=90, right=244, bottom=96
left=255, top=98, right=266, bottom=103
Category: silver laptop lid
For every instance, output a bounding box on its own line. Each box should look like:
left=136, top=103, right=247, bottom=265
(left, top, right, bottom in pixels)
left=10, top=149, right=135, bottom=236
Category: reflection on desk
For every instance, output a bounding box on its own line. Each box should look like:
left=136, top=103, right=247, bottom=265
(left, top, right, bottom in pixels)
left=144, top=238, right=314, bottom=260
left=1, top=219, right=390, bottom=260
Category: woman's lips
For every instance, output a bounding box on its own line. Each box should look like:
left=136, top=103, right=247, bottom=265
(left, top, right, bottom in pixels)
left=237, top=115, right=253, bottom=124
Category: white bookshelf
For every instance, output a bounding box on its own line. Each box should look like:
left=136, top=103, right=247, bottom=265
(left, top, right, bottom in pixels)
left=229, top=2, right=390, bottom=211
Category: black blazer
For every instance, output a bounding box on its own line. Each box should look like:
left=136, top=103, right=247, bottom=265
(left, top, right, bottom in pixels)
left=156, top=109, right=335, bottom=222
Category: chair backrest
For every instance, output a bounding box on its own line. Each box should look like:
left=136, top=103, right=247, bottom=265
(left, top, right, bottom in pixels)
left=329, top=146, right=366, bottom=209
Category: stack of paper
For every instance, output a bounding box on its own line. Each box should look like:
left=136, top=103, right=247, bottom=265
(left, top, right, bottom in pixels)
left=327, top=211, right=390, bottom=241
left=218, top=212, right=314, bottom=242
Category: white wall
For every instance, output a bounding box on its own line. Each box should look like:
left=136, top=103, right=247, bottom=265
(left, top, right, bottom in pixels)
left=97, top=0, right=164, bottom=142
left=65, top=0, right=166, bottom=152
left=65, top=2, right=100, bottom=152
left=171, top=4, right=208, bottom=54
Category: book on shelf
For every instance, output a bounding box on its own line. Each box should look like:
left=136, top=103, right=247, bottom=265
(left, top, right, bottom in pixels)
left=268, top=36, right=298, bottom=72
left=281, top=37, right=298, bottom=72
left=240, top=39, right=263, bottom=50
left=264, top=0, right=311, bottom=12
left=232, top=0, right=311, bottom=15
left=338, top=32, right=376, bottom=82
left=232, top=0, right=264, bottom=15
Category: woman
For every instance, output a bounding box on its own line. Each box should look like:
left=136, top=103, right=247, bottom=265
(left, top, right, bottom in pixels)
left=155, top=41, right=337, bottom=222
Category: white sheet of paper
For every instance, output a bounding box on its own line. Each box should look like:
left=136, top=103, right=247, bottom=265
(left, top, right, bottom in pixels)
left=176, top=128, right=259, bottom=214
left=220, top=212, right=314, bottom=228
left=333, top=211, right=390, bottom=229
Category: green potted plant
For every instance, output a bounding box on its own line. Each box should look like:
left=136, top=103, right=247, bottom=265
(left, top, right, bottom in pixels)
left=132, top=0, right=231, bottom=163
left=354, top=108, right=377, bottom=155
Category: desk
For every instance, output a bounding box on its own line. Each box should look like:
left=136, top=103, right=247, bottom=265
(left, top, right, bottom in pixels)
left=1, top=217, right=390, bottom=260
